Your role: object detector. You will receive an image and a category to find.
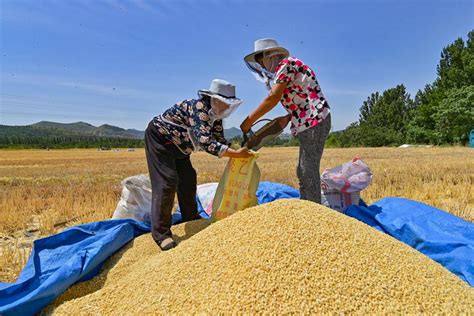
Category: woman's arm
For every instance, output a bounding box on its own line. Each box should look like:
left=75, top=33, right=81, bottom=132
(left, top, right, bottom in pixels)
left=240, top=82, right=287, bottom=133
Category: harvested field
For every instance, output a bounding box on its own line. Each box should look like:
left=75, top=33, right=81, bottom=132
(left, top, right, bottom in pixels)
left=1, top=147, right=473, bottom=282
left=47, top=200, right=473, bottom=314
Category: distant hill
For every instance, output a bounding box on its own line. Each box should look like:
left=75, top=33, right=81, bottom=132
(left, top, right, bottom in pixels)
left=224, top=127, right=242, bottom=139
left=0, top=121, right=242, bottom=140
left=31, top=121, right=96, bottom=133
left=29, top=121, right=145, bottom=139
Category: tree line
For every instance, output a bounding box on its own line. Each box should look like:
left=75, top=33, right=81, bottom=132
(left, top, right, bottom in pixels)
left=0, top=135, right=144, bottom=149
left=327, top=30, right=473, bottom=147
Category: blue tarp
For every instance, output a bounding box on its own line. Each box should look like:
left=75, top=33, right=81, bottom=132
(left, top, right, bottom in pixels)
left=346, top=197, right=474, bottom=286
left=0, top=219, right=150, bottom=316
left=256, top=181, right=300, bottom=204
left=1, top=182, right=472, bottom=315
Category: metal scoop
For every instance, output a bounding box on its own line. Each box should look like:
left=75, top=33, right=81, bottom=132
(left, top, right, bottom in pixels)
left=241, top=118, right=285, bottom=151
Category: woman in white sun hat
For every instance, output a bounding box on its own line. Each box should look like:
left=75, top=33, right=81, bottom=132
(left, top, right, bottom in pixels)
left=145, top=79, right=252, bottom=250
left=240, top=38, right=331, bottom=204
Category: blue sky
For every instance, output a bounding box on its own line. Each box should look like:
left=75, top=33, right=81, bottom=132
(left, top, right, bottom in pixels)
left=1, top=0, right=473, bottom=131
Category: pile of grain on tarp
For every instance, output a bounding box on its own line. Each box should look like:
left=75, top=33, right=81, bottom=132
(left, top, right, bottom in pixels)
left=47, top=200, right=473, bottom=314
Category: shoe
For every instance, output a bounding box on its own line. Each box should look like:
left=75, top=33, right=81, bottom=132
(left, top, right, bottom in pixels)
left=158, top=237, right=176, bottom=251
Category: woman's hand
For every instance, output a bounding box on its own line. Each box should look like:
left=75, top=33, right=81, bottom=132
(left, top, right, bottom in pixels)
left=223, top=147, right=254, bottom=159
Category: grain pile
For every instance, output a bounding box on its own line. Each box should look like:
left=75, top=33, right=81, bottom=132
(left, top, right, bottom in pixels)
left=48, top=199, right=473, bottom=314
left=44, top=219, right=211, bottom=311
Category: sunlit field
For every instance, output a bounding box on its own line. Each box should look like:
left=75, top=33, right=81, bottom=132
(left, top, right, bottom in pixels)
left=1, top=147, right=473, bottom=281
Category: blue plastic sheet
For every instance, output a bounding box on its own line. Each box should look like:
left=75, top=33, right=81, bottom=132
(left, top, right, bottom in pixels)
left=0, top=219, right=150, bottom=316
left=345, top=197, right=474, bottom=286
left=257, top=181, right=300, bottom=204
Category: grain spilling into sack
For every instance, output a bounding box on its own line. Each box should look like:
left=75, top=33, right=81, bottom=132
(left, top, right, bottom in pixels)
left=48, top=199, right=473, bottom=314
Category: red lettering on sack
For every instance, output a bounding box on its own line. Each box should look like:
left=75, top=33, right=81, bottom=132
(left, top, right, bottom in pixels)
left=239, top=160, right=249, bottom=175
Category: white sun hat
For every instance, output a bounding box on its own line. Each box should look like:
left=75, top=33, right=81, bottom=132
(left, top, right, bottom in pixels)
left=244, top=38, right=289, bottom=90
left=244, top=38, right=289, bottom=64
left=198, top=79, right=242, bottom=119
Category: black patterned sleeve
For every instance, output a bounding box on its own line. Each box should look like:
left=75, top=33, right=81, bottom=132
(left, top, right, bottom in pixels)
left=212, top=119, right=230, bottom=146
left=190, top=102, right=228, bottom=157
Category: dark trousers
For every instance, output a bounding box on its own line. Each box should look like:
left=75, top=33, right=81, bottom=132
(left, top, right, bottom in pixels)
left=144, top=121, right=198, bottom=244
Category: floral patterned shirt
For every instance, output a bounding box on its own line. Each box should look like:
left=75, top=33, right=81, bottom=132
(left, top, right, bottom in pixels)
left=152, top=99, right=229, bottom=157
left=274, top=57, right=331, bottom=135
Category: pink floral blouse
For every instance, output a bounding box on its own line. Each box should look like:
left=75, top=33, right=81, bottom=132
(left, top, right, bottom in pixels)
left=274, top=57, right=330, bottom=135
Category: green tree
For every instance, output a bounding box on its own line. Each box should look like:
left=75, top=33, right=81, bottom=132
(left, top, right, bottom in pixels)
left=409, top=30, right=474, bottom=144
left=357, top=85, right=414, bottom=146
left=358, top=92, right=380, bottom=123
left=432, top=86, right=474, bottom=145
left=436, top=31, right=474, bottom=90
left=406, top=84, right=443, bottom=144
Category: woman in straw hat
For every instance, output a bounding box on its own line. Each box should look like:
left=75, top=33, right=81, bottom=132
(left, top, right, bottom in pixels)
left=145, top=79, right=252, bottom=250
left=241, top=38, right=331, bottom=204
